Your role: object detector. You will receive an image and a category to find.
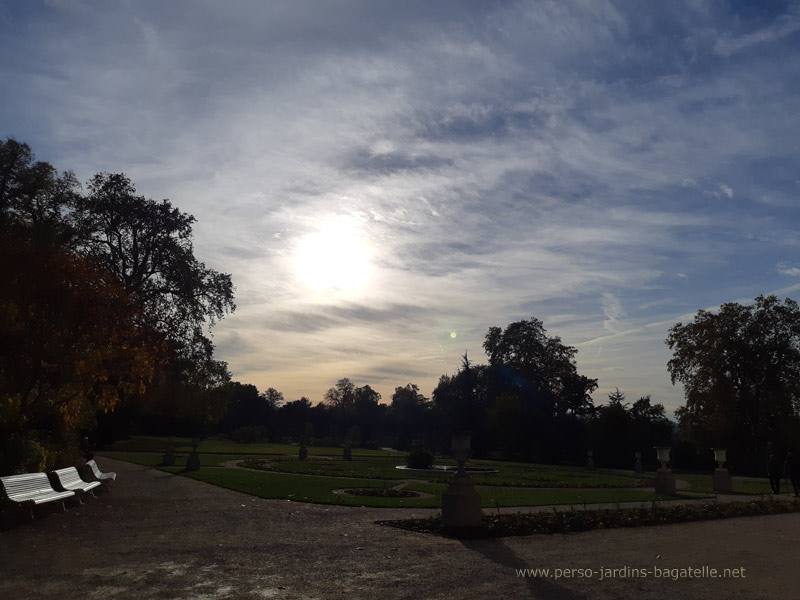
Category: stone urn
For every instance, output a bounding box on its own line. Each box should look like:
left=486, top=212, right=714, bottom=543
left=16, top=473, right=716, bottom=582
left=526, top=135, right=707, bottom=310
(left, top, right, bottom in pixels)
left=653, top=446, right=675, bottom=495
left=712, top=447, right=732, bottom=493
left=186, top=437, right=201, bottom=471
left=442, top=433, right=481, bottom=530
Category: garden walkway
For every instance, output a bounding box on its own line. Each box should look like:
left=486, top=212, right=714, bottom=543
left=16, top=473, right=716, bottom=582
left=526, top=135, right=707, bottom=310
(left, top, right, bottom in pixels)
left=0, top=457, right=797, bottom=599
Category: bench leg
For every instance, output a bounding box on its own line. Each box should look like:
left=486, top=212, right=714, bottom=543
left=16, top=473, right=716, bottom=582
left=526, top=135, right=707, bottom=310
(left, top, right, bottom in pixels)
left=61, top=499, right=68, bottom=511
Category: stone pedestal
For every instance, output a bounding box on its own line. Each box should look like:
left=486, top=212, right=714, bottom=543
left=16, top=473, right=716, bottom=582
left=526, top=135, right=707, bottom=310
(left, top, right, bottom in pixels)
left=713, top=468, right=732, bottom=493
left=186, top=451, right=200, bottom=471
left=654, top=469, right=676, bottom=495
left=162, top=447, right=175, bottom=466
left=442, top=472, right=482, bottom=530
left=634, top=453, right=643, bottom=474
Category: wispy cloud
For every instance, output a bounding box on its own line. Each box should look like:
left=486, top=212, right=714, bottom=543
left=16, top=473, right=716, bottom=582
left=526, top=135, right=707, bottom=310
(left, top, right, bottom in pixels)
left=2, top=0, right=799, bottom=412
left=714, top=11, right=800, bottom=56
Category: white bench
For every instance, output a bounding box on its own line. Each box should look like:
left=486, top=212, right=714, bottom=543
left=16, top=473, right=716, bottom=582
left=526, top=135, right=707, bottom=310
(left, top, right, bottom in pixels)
left=0, top=472, right=76, bottom=519
left=85, top=459, right=116, bottom=488
left=52, top=467, right=101, bottom=503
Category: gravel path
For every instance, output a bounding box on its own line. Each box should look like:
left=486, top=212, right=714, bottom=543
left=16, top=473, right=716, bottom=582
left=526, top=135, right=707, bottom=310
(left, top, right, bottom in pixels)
left=1, top=457, right=798, bottom=599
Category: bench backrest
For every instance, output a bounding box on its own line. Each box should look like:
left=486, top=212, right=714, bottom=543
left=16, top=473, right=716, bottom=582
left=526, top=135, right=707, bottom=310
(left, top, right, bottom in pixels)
left=54, top=467, right=85, bottom=487
left=0, top=472, right=57, bottom=500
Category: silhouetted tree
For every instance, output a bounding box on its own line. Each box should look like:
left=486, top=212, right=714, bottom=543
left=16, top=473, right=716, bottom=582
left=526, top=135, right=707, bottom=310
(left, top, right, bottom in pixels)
left=483, top=319, right=597, bottom=462
left=667, top=295, right=800, bottom=471
left=591, top=389, right=633, bottom=467
left=484, top=318, right=597, bottom=419
left=71, top=172, right=235, bottom=363
left=389, top=383, right=431, bottom=450
left=0, top=139, right=236, bottom=470
left=433, top=353, right=492, bottom=455
left=324, top=377, right=356, bottom=409
left=276, top=397, right=313, bottom=441
left=0, top=138, right=80, bottom=235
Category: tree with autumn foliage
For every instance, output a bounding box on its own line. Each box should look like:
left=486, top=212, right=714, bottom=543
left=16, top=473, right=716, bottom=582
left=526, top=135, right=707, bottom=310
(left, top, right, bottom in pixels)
left=0, top=138, right=235, bottom=473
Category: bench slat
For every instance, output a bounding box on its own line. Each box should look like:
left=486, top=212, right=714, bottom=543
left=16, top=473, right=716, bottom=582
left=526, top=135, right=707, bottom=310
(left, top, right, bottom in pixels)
left=53, top=467, right=101, bottom=494
left=86, top=460, right=116, bottom=482
left=1, top=472, right=76, bottom=509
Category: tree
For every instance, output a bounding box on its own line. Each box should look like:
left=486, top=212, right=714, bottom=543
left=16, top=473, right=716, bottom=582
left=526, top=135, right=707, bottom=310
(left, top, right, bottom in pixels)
left=276, top=397, right=313, bottom=441
left=0, top=139, right=236, bottom=469
left=323, top=378, right=383, bottom=446
left=488, top=392, right=526, bottom=459
left=72, top=172, right=235, bottom=362
left=591, top=389, right=632, bottom=467
left=324, top=377, right=356, bottom=409
left=432, top=353, right=492, bottom=455
left=482, top=318, right=597, bottom=463
left=0, top=138, right=80, bottom=232
left=389, top=384, right=430, bottom=449
left=263, top=387, right=285, bottom=409
left=0, top=224, right=162, bottom=472
left=483, top=318, right=597, bottom=418
left=667, top=295, right=800, bottom=470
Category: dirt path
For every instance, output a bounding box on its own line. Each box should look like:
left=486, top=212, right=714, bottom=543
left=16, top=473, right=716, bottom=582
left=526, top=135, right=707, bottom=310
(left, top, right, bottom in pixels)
left=1, top=457, right=798, bottom=599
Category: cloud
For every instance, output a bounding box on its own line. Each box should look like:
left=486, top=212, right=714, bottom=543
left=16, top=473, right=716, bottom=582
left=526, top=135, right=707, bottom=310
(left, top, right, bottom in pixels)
left=714, top=12, right=800, bottom=57
left=3, top=0, right=800, bottom=413
left=777, top=263, right=800, bottom=277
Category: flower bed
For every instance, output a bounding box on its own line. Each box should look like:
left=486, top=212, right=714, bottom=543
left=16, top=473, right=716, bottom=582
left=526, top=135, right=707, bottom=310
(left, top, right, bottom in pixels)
left=377, top=497, right=800, bottom=539
left=344, top=488, right=420, bottom=498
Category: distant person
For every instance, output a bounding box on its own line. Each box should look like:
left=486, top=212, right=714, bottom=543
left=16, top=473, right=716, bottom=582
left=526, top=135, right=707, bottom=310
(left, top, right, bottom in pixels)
left=785, top=451, right=800, bottom=497
left=80, top=436, right=94, bottom=460
left=767, top=453, right=781, bottom=494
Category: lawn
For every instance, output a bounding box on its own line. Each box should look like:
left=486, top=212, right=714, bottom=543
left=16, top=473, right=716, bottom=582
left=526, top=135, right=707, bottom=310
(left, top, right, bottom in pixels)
left=102, top=451, right=253, bottom=468
left=178, top=468, right=442, bottom=508
left=674, top=472, right=776, bottom=495
left=105, top=436, right=781, bottom=508
left=154, top=466, right=672, bottom=508
left=107, top=435, right=401, bottom=457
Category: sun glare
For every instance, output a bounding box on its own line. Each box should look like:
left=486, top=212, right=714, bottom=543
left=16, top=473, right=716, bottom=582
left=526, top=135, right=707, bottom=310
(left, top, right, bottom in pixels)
left=294, top=224, right=374, bottom=293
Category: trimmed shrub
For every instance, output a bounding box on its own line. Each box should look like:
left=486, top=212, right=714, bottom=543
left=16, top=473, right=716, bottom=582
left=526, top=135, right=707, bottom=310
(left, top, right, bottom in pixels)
left=231, top=425, right=266, bottom=444
left=406, top=446, right=434, bottom=470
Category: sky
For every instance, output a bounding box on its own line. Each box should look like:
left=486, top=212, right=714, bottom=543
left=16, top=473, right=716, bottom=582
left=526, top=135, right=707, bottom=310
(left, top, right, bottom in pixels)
left=2, top=0, right=800, bottom=414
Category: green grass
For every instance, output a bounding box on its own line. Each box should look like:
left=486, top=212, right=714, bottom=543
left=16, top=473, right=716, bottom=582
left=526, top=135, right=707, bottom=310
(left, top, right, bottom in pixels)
left=249, top=456, right=651, bottom=488
left=467, top=460, right=652, bottom=488
left=263, top=456, right=451, bottom=481
left=178, top=468, right=441, bottom=508
left=181, top=468, right=679, bottom=508
left=102, top=451, right=254, bottom=467
left=676, top=473, right=777, bottom=495
left=107, top=435, right=402, bottom=457
left=100, top=440, right=747, bottom=509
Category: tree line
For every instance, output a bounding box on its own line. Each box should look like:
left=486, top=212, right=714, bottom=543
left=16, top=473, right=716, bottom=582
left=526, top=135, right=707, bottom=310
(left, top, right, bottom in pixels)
left=2, top=138, right=798, bottom=475
left=116, top=318, right=674, bottom=471
left=0, top=138, right=234, bottom=473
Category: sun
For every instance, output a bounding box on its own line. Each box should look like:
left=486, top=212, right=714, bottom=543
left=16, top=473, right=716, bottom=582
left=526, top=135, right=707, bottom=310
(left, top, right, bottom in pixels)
left=294, top=224, right=374, bottom=293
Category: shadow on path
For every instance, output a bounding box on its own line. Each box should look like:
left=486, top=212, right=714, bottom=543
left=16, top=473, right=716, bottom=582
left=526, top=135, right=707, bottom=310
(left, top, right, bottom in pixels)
left=461, top=538, right=588, bottom=599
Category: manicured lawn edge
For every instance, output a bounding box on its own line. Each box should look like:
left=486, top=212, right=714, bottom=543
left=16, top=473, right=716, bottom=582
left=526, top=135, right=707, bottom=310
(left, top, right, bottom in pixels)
left=378, top=497, right=800, bottom=538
